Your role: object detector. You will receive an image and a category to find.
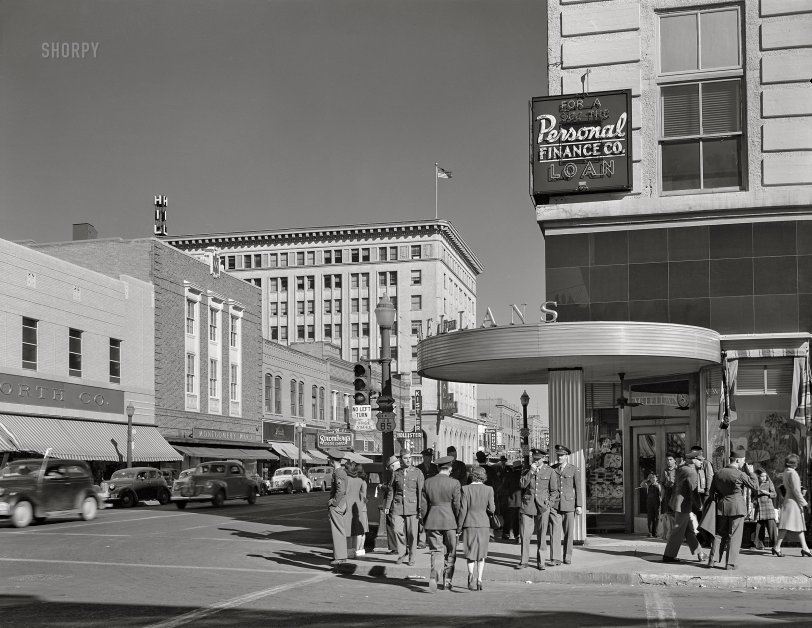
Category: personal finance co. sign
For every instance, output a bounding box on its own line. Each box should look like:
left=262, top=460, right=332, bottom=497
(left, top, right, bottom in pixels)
left=530, top=89, right=632, bottom=203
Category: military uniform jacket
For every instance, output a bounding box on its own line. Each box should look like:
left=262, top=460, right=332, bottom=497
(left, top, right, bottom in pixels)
left=709, top=465, right=759, bottom=517
left=328, top=466, right=349, bottom=515
left=519, top=464, right=558, bottom=516
left=417, top=461, right=439, bottom=479
left=385, top=466, right=425, bottom=516
left=669, top=463, right=700, bottom=514
left=553, top=463, right=582, bottom=511
left=422, top=474, right=461, bottom=530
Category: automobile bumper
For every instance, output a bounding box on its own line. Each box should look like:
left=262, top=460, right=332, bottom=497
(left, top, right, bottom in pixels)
left=0, top=502, right=10, bottom=517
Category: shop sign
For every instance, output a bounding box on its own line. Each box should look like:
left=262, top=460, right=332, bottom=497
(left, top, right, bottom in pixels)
left=485, top=429, right=497, bottom=450
left=193, top=427, right=260, bottom=443
left=317, top=431, right=352, bottom=448
left=480, top=302, right=558, bottom=327
left=530, top=89, right=632, bottom=202
left=0, top=373, right=123, bottom=414
left=263, top=421, right=294, bottom=442
left=394, top=431, right=423, bottom=458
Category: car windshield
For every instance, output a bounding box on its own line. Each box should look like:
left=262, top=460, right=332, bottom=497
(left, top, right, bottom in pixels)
left=110, top=470, right=136, bottom=479
left=200, top=464, right=226, bottom=474
left=0, top=462, right=39, bottom=477
left=275, top=469, right=292, bottom=476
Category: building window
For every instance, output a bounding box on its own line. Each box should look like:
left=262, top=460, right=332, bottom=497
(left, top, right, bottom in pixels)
left=324, top=300, right=332, bottom=314
left=351, top=348, right=359, bottom=361
left=411, top=295, right=422, bottom=311
left=334, top=324, right=342, bottom=339
left=351, top=248, right=360, bottom=263
left=280, top=302, right=288, bottom=316
left=230, top=315, right=239, bottom=348
left=312, top=385, right=318, bottom=420
left=361, top=298, right=369, bottom=313
left=269, top=253, right=278, bottom=267
left=264, top=373, right=272, bottom=412
left=379, top=246, right=388, bottom=261
left=297, top=325, right=305, bottom=340
left=379, top=272, right=387, bottom=286
left=226, top=256, right=236, bottom=270
left=275, top=376, right=282, bottom=413
left=324, top=324, right=332, bottom=338
left=298, top=381, right=304, bottom=417
left=210, top=359, right=219, bottom=398
left=361, top=248, right=370, bottom=262
left=411, top=245, right=422, bottom=259
left=333, top=250, right=343, bottom=263
left=296, top=251, right=305, bottom=266
left=68, top=328, right=82, bottom=377
left=411, top=371, right=422, bottom=385
left=297, top=301, right=305, bottom=315
left=389, top=246, right=398, bottom=260
left=270, top=302, right=278, bottom=316
left=22, top=317, right=37, bottom=370
left=361, top=346, right=369, bottom=360
left=324, top=250, right=332, bottom=264
left=388, top=271, right=397, bottom=286
left=186, top=353, right=196, bottom=393
left=307, top=324, right=315, bottom=340
left=230, top=364, right=239, bottom=400
left=658, top=7, right=743, bottom=193
left=209, top=307, right=218, bottom=342
left=109, top=339, right=121, bottom=384
left=411, top=320, right=422, bottom=335
left=291, top=379, right=297, bottom=415
left=319, top=387, right=325, bottom=422
left=186, top=299, right=196, bottom=334
left=361, top=322, right=369, bottom=337
left=296, top=276, right=305, bottom=291
left=307, top=300, right=315, bottom=315
left=334, top=299, right=342, bottom=313
left=411, top=270, right=422, bottom=285
left=352, top=323, right=359, bottom=338
left=280, top=327, right=288, bottom=341
left=271, top=327, right=279, bottom=341
left=351, top=298, right=359, bottom=313
left=307, top=251, right=315, bottom=265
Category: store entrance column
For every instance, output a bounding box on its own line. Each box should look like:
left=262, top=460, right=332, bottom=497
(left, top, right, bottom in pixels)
left=548, top=368, right=586, bottom=543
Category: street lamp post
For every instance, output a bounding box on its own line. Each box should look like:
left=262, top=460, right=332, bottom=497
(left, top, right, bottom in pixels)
left=295, top=422, right=305, bottom=470
left=520, top=391, right=530, bottom=467
left=374, top=295, right=396, bottom=550
left=126, top=401, right=135, bottom=468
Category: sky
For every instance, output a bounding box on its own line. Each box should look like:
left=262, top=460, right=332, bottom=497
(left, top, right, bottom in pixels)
left=0, top=0, right=549, bottom=416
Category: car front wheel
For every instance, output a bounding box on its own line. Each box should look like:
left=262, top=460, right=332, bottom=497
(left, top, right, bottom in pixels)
left=303, top=482, right=311, bottom=493
left=119, top=491, right=137, bottom=508
left=175, top=501, right=187, bottom=509
left=285, top=483, right=293, bottom=495
left=11, top=501, right=34, bottom=528
left=80, top=496, right=98, bottom=521
left=211, top=490, right=225, bottom=507
left=247, top=488, right=257, bottom=505
left=156, top=489, right=170, bottom=505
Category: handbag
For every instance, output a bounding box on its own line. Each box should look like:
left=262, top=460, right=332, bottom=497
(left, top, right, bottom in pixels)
left=489, top=511, right=503, bottom=530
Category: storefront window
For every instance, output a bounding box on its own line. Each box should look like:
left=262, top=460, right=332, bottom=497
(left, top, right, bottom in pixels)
left=585, top=409, right=624, bottom=515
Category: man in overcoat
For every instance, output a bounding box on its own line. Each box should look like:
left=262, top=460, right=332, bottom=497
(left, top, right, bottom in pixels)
left=385, top=454, right=425, bottom=565
left=421, top=455, right=461, bottom=592
left=326, top=448, right=349, bottom=567
left=416, top=448, right=439, bottom=549
left=663, top=450, right=708, bottom=563
left=517, top=448, right=560, bottom=570
left=706, top=448, right=759, bottom=570
left=551, top=445, right=583, bottom=565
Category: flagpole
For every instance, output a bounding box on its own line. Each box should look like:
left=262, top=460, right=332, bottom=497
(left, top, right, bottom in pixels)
left=434, top=162, right=438, bottom=220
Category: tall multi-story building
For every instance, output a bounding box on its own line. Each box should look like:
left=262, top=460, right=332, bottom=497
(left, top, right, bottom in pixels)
left=165, top=219, right=484, bottom=463
left=478, top=397, right=522, bottom=454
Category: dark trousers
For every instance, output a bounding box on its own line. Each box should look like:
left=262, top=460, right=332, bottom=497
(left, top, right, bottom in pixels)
left=647, top=507, right=659, bottom=536
left=427, top=529, right=457, bottom=584
left=755, top=519, right=777, bottom=548
left=386, top=512, right=397, bottom=551
left=392, top=513, right=418, bottom=560
left=520, top=508, right=562, bottom=564
left=711, top=514, right=745, bottom=567
left=502, top=506, right=520, bottom=539
left=664, top=511, right=700, bottom=558
left=328, top=505, right=347, bottom=560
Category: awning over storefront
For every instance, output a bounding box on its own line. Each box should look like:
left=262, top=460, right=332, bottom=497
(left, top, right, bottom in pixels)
left=268, top=441, right=315, bottom=463
left=307, top=449, right=328, bottom=463
left=172, top=445, right=278, bottom=461
left=0, top=414, right=182, bottom=462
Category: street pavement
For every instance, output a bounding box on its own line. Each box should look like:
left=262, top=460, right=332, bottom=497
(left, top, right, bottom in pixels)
left=347, top=531, right=812, bottom=590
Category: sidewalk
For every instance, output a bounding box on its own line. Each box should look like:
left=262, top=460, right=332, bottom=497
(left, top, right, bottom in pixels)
left=335, top=533, right=812, bottom=590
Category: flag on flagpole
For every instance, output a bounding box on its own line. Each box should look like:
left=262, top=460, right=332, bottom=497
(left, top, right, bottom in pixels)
left=436, top=165, right=453, bottom=179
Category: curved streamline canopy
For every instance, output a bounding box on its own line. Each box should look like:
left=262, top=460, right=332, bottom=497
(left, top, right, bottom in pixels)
left=417, top=321, right=721, bottom=385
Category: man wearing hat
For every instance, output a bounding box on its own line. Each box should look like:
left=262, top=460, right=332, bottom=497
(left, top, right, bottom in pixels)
left=517, top=448, right=560, bottom=570
left=416, top=448, right=439, bottom=549
left=706, top=447, right=759, bottom=570
left=385, top=453, right=425, bottom=565
left=447, top=446, right=469, bottom=486
left=421, top=455, right=462, bottom=591
left=326, top=449, right=349, bottom=566
left=663, top=450, right=708, bottom=564
left=501, top=459, right=523, bottom=542
left=550, top=446, right=580, bottom=565
left=690, top=445, right=715, bottom=547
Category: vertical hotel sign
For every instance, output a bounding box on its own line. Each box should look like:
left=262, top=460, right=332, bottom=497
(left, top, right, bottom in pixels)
left=530, top=90, right=632, bottom=204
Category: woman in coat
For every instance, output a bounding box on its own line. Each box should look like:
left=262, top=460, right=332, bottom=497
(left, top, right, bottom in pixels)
left=344, top=461, right=368, bottom=557
left=457, top=465, right=496, bottom=591
left=772, top=454, right=811, bottom=557
left=752, top=468, right=777, bottom=550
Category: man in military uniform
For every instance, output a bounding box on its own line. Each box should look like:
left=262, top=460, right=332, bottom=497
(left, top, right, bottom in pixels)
left=416, top=448, right=438, bottom=549
left=421, top=455, right=461, bottom=592
left=516, top=448, right=560, bottom=570
left=326, top=448, right=349, bottom=567
left=551, top=445, right=583, bottom=565
left=447, top=446, right=469, bottom=486
left=385, top=453, right=425, bottom=565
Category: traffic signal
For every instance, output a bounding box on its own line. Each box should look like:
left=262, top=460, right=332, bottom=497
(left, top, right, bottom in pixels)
left=353, top=362, right=371, bottom=406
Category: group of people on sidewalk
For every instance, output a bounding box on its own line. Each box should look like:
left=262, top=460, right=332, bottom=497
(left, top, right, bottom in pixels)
left=654, top=445, right=810, bottom=570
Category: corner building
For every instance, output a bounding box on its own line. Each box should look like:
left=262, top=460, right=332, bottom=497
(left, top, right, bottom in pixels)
left=165, top=220, right=483, bottom=463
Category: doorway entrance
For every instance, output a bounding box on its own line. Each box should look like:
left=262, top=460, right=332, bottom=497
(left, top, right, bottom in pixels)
left=630, top=421, right=692, bottom=533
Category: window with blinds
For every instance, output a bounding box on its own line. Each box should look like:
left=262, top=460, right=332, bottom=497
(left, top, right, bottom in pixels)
left=658, top=6, right=744, bottom=194
left=736, top=360, right=793, bottom=395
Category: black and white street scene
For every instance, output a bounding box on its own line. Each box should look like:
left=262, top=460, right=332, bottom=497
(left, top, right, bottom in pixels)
left=1, top=1, right=811, bottom=626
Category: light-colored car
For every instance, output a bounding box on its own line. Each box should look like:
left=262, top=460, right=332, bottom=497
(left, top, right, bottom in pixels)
left=269, top=467, right=311, bottom=494
left=307, top=466, right=334, bottom=492
left=171, top=460, right=259, bottom=508
left=101, top=467, right=171, bottom=508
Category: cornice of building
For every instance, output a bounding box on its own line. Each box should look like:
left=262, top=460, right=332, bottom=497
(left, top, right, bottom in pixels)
left=162, top=219, right=484, bottom=275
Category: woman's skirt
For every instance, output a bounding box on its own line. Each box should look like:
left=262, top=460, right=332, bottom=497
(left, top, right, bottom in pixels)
left=778, top=499, right=807, bottom=532
left=461, top=526, right=490, bottom=561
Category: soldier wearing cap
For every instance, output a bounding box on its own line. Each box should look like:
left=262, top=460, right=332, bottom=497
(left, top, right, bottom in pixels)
left=416, top=448, right=439, bottom=549
left=706, top=447, right=759, bottom=570
left=516, top=448, right=561, bottom=570
left=385, top=453, right=425, bottom=565
left=447, top=446, right=469, bottom=486
left=550, top=445, right=582, bottom=565
left=421, top=455, right=461, bottom=592
left=663, top=449, right=708, bottom=564
left=326, top=449, right=349, bottom=566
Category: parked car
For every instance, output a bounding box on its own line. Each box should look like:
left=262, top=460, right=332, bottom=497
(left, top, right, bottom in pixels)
left=307, top=466, right=334, bottom=491
left=269, top=467, right=312, bottom=494
left=0, top=458, right=102, bottom=528
left=100, top=467, right=171, bottom=508
left=171, top=460, right=259, bottom=508
left=160, top=469, right=178, bottom=486
left=248, top=474, right=271, bottom=496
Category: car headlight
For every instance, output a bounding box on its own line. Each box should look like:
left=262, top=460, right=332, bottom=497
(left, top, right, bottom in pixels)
left=108, top=483, right=116, bottom=490
left=203, top=481, right=213, bottom=490
left=0, top=488, right=5, bottom=497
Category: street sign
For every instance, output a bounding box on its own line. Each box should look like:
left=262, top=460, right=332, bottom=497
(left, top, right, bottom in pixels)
left=352, top=405, right=372, bottom=420
left=376, top=411, right=396, bottom=432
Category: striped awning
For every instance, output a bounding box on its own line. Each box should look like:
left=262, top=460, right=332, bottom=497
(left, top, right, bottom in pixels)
left=0, top=414, right=182, bottom=462
left=173, top=445, right=278, bottom=461
left=307, top=449, right=328, bottom=463
left=268, top=441, right=315, bottom=463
